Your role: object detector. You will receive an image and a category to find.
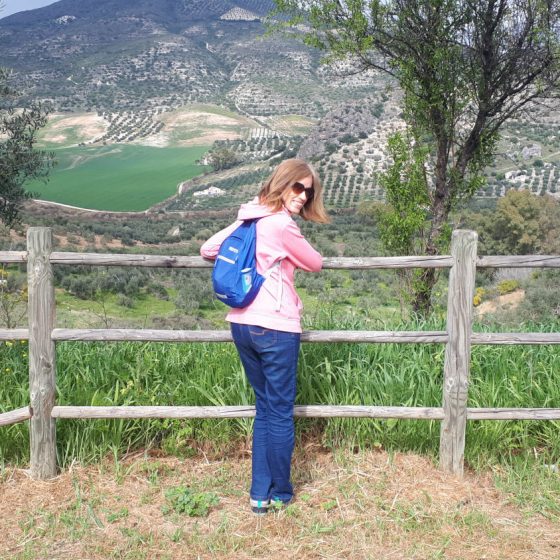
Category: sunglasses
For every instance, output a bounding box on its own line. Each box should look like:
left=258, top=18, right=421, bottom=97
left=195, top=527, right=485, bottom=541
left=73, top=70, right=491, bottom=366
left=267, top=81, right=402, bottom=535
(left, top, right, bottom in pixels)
left=291, top=181, right=315, bottom=200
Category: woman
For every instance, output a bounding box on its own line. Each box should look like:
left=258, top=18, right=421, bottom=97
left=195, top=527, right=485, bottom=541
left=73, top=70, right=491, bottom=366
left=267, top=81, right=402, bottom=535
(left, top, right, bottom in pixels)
left=200, top=158, right=329, bottom=515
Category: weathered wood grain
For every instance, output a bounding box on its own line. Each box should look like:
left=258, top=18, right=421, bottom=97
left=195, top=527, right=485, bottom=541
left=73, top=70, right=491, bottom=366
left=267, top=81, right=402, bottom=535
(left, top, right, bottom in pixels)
left=471, top=332, right=560, bottom=345
left=50, top=252, right=211, bottom=268
left=0, top=251, right=27, bottom=263
left=322, top=256, right=454, bottom=269
left=3, top=250, right=560, bottom=269
left=477, top=255, right=560, bottom=268
left=467, top=408, right=560, bottom=420
left=440, top=230, right=478, bottom=477
left=49, top=329, right=560, bottom=344
left=50, top=406, right=560, bottom=421
left=0, top=329, right=29, bottom=340
left=51, top=405, right=445, bottom=420
left=51, top=328, right=449, bottom=343
left=49, top=252, right=454, bottom=270
left=52, top=328, right=233, bottom=342
left=28, top=228, right=57, bottom=480
left=0, top=406, right=31, bottom=426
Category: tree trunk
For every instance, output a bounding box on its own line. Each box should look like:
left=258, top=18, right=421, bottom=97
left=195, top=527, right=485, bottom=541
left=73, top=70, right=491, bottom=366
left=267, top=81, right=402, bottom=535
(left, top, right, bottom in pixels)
left=411, top=136, right=452, bottom=315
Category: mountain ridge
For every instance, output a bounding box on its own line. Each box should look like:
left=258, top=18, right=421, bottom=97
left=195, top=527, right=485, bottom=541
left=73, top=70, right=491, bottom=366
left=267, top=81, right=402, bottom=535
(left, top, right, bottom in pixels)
left=0, top=0, right=276, bottom=27
left=0, top=0, right=376, bottom=117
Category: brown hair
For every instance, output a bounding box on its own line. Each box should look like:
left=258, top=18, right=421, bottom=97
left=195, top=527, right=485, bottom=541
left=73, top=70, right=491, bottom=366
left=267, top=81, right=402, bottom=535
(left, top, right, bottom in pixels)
left=258, top=159, right=330, bottom=223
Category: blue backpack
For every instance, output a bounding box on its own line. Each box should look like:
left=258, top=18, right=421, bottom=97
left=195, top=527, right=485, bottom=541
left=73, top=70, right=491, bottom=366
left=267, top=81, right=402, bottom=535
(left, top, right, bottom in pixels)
left=212, top=218, right=265, bottom=308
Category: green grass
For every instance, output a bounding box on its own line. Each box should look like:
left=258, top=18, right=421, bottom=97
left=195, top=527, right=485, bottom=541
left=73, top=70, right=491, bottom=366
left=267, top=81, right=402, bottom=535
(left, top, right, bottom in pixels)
left=493, top=454, right=560, bottom=520
left=0, top=315, right=559, bottom=470
left=56, top=290, right=177, bottom=328
left=29, top=145, right=210, bottom=211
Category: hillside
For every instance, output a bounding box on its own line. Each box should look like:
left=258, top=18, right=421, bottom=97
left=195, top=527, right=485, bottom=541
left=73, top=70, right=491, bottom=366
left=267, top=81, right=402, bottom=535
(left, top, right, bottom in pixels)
left=0, top=0, right=377, bottom=115
left=2, top=0, right=560, bottom=212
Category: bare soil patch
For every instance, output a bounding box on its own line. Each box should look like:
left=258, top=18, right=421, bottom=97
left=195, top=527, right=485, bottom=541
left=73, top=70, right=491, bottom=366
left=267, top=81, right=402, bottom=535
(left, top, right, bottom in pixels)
left=475, top=289, right=525, bottom=316
left=42, top=113, right=108, bottom=145
left=1, top=448, right=558, bottom=559
left=155, top=107, right=258, bottom=146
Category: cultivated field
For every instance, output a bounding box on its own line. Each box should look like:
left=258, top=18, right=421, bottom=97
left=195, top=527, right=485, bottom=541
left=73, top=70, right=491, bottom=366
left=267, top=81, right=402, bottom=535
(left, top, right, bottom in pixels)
left=29, top=145, right=209, bottom=212
left=30, top=104, right=266, bottom=211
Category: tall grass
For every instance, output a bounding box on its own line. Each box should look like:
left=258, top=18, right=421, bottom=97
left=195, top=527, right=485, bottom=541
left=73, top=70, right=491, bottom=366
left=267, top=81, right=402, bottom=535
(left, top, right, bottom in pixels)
left=1, top=316, right=559, bottom=469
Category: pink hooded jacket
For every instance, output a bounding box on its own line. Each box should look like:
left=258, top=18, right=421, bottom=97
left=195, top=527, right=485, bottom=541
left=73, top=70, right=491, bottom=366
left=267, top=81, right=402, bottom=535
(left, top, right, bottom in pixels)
left=200, top=199, right=323, bottom=333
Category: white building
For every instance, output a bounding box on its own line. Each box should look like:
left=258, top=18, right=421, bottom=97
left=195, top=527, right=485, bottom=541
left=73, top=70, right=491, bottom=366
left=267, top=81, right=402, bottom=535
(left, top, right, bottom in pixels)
left=193, top=186, right=225, bottom=198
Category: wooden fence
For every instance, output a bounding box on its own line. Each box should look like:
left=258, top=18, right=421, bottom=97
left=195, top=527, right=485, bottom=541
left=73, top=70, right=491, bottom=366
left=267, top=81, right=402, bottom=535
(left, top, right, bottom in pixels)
left=1, top=227, right=560, bottom=480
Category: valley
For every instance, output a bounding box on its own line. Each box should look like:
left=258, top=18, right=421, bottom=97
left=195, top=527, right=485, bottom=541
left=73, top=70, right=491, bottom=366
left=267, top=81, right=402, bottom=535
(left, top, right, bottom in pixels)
left=4, top=0, right=560, bottom=212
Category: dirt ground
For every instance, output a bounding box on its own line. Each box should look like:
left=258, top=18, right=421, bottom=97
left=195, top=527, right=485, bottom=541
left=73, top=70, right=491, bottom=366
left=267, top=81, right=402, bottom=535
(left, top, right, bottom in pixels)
left=475, top=290, right=525, bottom=316
left=153, top=108, right=257, bottom=147
left=1, top=447, right=558, bottom=560
left=42, top=113, right=108, bottom=145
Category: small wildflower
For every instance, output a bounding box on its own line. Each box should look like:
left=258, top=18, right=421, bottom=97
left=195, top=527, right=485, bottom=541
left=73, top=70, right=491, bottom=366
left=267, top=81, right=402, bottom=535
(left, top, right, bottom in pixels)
left=5, top=341, right=13, bottom=347
left=5, top=368, right=11, bottom=373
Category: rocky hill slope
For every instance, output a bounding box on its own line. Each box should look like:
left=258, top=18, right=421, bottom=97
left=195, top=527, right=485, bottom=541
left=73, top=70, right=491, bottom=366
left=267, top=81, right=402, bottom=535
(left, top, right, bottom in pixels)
left=0, top=0, right=379, bottom=116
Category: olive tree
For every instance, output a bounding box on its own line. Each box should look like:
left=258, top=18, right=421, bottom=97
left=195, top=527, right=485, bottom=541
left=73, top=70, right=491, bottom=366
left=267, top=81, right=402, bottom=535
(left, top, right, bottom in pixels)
left=273, top=0, right=560, bottom=313
left=0, top=67, right=54, bottom=227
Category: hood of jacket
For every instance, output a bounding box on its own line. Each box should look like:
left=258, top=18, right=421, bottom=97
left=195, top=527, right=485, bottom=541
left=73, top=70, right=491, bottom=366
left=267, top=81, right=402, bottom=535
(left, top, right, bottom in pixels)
left=236, top=197, right=288, bottom=221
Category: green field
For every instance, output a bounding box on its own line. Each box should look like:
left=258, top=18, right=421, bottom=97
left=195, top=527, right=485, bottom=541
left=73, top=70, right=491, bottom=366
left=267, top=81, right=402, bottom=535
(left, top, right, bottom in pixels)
left=30, top=144, right=210, bottom=211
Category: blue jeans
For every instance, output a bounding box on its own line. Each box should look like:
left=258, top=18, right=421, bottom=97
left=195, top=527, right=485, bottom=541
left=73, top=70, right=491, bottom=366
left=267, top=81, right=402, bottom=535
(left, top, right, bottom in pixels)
left=231, top=322, right=301, bottom=503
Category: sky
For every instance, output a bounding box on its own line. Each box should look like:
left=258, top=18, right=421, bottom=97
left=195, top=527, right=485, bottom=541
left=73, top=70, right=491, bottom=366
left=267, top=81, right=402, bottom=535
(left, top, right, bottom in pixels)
left=1, top=0, right=57, bottom=18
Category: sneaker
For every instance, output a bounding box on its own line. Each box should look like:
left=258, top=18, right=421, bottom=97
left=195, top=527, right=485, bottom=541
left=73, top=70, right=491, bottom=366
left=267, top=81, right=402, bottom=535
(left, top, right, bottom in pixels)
left=250, top=498, right=270, bottom=516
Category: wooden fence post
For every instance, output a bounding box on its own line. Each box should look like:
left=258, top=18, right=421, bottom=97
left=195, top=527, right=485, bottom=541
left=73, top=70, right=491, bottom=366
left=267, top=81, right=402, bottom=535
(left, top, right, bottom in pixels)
left=439, top=230, right=478, bottom=476
left=28, top=227, right=57, bottom=479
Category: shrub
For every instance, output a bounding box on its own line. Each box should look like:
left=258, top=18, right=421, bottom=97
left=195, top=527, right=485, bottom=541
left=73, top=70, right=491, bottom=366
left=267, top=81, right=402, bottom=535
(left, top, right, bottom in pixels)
left=497, top=279, right=520, bottom=295
left=339, top=134, right=358, bottom=144
left=517, top=270, right=560, bottom=321
left=473, top=287, right=485, bottom=307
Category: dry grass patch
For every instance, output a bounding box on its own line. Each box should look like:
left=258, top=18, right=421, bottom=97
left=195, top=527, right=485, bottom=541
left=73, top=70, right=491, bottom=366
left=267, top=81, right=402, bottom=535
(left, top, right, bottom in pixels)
left=1, top=447, right=558, bottom=559
left=40, top=113, right=108, bottom=146
left=155, top=105, right=259, bottom=147
left=264, top=115, right=318, bottom=136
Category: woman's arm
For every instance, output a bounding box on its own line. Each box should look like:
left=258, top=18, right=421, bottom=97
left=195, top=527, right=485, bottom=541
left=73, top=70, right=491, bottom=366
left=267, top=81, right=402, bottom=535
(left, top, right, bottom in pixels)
left=281, top=219, right=322, bottom=272
left=200, top=220, right=242, bottom=259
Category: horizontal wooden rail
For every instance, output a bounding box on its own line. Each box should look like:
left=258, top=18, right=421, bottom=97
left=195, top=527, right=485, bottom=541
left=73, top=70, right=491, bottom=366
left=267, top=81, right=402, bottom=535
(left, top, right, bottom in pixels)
left=471, top=332, right=560, bottom=345
left=0, top=329, right=29, bottom=340
left=0, top=251, right=27, bottom=263
left=49, top=252, right=455, bottom=269
left=0, top=406, right=32, bottom=426
left=51, top=329, right=560, bottom=345
left=1, top=329, right=557, bottom=347
left=477, top=255, right=560, bottom=268
left=1, top=329, right=559, bottom=345
left=50, top=253, right=209, bottom=268
left=50, top=406, right=560, bottom=421
left=52, top=405, right=445, bottom=419
left=3, top=252, right=560, bottom=269
left=52, top=328, right=232, bottom=342
left=324, top=256, right=454, bottom=269
left=467, top=408, right=560, bottom=420
left=51, top=328, right=449, bottom=343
